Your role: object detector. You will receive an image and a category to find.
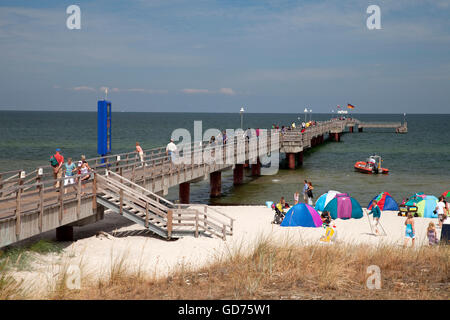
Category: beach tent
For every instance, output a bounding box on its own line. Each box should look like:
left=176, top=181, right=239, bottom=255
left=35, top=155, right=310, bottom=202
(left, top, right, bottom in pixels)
left=315, top=190, right=342, bottom=212
left=416, top=195, right=439, bottom=218
left=280, top=203, right=323, bottom=227
left=367, top=192, right=399, bottom=211
left=323, top=193, right=363, bottom=220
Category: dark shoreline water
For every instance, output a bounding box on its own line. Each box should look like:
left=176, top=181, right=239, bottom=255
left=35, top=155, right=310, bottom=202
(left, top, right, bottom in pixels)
left=0, top=111, right=449, bottom=207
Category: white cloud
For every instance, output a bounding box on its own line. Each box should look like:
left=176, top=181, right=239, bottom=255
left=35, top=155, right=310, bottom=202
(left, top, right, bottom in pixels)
left=127, top=88, right=168, bottom=94
left=72, top=86, right=96, bottom=92
left=181, top=88, right=210, bottom=94
left=219, top=88, right=235, bottom=95
left=181, top=88, right=237, bottom=95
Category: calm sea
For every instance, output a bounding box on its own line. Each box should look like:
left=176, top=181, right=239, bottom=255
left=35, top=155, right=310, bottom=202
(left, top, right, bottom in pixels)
left=0, top=111, right=449, bottom=207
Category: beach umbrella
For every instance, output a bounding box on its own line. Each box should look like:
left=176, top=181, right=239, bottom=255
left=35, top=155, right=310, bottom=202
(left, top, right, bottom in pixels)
left=442, top=190, right=450, bottom=199
left=367, top=192, right=399, bottom=211
left=280, top=203, right=323, bottom=227
left=323, top=193, right=363, bottom=220
left=314, top=190, right=342, bottom=212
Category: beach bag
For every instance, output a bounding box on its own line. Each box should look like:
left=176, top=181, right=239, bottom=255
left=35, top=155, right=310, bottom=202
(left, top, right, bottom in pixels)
left=50, top=156, right=59, bottom=167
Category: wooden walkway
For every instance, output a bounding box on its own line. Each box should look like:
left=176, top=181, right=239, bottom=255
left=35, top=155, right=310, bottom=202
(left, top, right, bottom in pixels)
left=0, top=117, right=384, bottom=247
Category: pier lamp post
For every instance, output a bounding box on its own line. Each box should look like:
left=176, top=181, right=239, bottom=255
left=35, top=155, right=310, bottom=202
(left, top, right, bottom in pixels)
left=240, top=107, right=245, bottom=129
left=304, top=108, right=308, bottom=123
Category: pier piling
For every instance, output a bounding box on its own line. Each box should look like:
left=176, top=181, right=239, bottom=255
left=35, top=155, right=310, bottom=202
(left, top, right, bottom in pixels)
left=179, top=182, right=190, bottom=204
left=210, top=171, right=221, bottom=197
left=56, top=225, right=74, bottom=242
left=287, top=153, right=296, bottom=170
left=233, top=164, right=244, bottom=185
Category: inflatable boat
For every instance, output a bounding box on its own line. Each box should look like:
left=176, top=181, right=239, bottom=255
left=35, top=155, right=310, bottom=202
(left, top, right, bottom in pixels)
left=354, top=155, right=389, bottom=174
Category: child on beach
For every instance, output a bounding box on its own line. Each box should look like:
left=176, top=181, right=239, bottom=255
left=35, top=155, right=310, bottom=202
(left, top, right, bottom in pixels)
left=321, top=211, right=331, bottom=226
left=306, top=182, right=314, bottom=205
left=294, top=191, right=300, bottom=205
left=404, top=213, right=415, bottom=248
left=427, top=222, right=439, bottom=246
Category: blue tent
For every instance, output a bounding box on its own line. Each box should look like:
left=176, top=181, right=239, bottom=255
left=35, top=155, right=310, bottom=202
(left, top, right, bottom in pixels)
left=280, top=203, right=323, bottom=228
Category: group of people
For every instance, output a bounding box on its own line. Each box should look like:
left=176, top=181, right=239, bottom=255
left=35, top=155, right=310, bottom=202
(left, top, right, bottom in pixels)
left=49, top=149, right=91, bottom=194
left=369, top=196, right=448, bottom=247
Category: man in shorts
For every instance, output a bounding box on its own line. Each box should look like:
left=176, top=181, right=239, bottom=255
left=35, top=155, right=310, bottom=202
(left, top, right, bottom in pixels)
left=51, top=148, right=64, bottom=189
left=166, top=139, right=177, bottom=163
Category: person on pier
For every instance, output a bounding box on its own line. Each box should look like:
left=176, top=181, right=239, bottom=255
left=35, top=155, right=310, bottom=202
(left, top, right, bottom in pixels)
left=50, top=148, right=64, bottom=190
left=166, top=138, right=178, bottom=163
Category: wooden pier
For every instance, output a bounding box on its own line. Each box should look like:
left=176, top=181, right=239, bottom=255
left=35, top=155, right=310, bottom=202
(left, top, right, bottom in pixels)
left=0, top=117, right=405, bottom=247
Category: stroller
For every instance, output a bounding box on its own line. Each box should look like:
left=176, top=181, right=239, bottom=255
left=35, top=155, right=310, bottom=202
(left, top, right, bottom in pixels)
left=271, top=203, right=287, bottom=225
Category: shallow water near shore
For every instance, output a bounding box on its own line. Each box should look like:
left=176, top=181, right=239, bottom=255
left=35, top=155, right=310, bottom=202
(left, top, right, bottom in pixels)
left=0, top=111, right=449, bottom=206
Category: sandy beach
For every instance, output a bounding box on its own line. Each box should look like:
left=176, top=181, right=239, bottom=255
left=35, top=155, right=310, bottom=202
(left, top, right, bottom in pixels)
left=13, top=205, right=441, bottom=296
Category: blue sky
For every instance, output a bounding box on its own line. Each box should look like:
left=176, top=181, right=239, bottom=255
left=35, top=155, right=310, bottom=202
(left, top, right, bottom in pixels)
left=0, top=0, right=449, bottom=113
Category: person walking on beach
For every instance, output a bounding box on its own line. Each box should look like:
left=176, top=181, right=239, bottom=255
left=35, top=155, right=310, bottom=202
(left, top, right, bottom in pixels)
left=306, top=182, right=314, bottom=206
left=404, top=212, right=416, bottom=248
left=63, top=157, right=77, bottom=194
left=294, top=191, right=300, bottom=205
left=50, top=148, right=64, bottom=189
left=369, top=200, right=382, bottom=235
left=166, top=138, right=177, bottom=163
left=302, top=180, right=308, bottom=203
left=427, top=222, right=439, bottom=246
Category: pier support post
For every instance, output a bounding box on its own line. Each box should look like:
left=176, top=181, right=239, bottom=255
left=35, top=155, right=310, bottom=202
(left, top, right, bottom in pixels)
left=358, top=127, right=363, bottom=132
left=179, top=182, right=190, bottom=204
left=210, top=171, right=221, bottom=197
left=233, top=164, right=244, bottom=185
left=251, top=159, right=261, bottom=176
left=56, top=225, right=73, bottom=242
left=332, top=133, right=341, bottom=142
left=287, top=153, right=296, bottom=170
left=297, top=151, right=303, bottom=166
left=349, top=126, right=354, bottom=133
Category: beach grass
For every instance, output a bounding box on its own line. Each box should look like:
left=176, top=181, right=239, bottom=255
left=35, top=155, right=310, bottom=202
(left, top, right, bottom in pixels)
left=44, top=237, right=449, bottom=300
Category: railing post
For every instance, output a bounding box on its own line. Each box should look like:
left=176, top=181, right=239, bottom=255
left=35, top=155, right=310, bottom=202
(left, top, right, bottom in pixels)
left=145, top=202, right=149, bottom=228
left=59, top=175, right=64, bottom=223
left=37, top=172, right=44, bottom=232
left=195, top=211, right=199, bottom=238
left=77, top=175, right=81, bottom=219
left=119, top=189, right=124, bottom=215
left=92, top=172, right=97, bottom=214
left=167, top=209, right=173, bottom=238
left=15, top=178, right=23, bottom=238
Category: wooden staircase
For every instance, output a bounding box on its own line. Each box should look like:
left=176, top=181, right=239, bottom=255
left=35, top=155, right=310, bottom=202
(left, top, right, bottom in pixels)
left=96, top=170, right=234, bottom=240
